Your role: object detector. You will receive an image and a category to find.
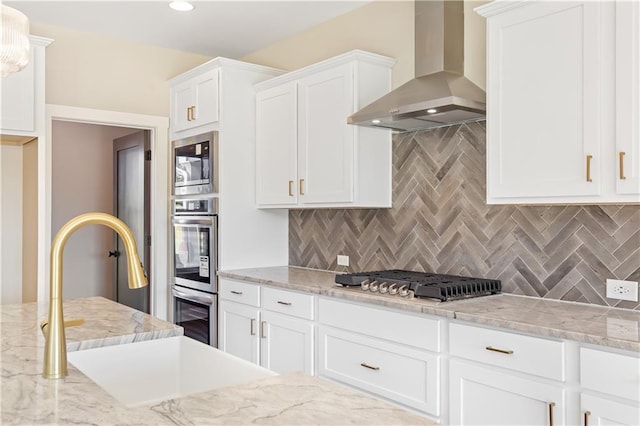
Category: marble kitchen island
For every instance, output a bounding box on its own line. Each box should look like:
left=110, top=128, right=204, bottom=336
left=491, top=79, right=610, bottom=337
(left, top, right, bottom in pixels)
left=1, top=297, right=434, bottom=425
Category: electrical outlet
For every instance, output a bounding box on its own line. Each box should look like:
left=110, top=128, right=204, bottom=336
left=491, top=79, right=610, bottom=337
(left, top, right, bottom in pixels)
left=606, top=279, right=639, bottom=302
left=337, top=255, right=349, bottom=267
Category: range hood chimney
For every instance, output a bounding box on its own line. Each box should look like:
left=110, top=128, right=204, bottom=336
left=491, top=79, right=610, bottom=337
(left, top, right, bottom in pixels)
left=348, top=0, right=485, bottom=133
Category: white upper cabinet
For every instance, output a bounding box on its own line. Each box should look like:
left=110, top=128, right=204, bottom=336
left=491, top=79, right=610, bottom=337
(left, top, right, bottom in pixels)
left=255, top=50, right=395, bottom=209
left=171, top=68, right=219, bottom=134
left=616, top=1, right=640, bottom=195
left=0, top=36, right=52, bottom=138
left=477, top=1, right=640, bottom=204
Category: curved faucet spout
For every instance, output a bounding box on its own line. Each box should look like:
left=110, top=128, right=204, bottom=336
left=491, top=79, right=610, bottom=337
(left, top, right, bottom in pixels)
left=43, top=212, right=148, bottom=379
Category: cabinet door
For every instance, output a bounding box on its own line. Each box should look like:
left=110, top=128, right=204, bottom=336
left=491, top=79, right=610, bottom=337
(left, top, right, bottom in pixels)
left=1, top=46, right=36, bottom=133
left=449, top=359, right=565, bottom=425
left=616, top=1, right=640, bottom=196
left=171, top=69, right=219, bottom=133
left=486, top=2, right=603, bottom=202
left=259, top=310, right=314, bottom=375
left=256, top=82, right=298, bottom=206
left=298, top=64, right=354, bottom=204
left=171, top=80, right=194, bottom=133
left=218, top=300, right=259, bottom=365
left=582, top=394, right=640, bottom=426
left=191, top=68, right=219, bottom=128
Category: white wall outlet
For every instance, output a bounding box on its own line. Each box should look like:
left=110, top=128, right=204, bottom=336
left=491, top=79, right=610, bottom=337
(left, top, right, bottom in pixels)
left=606, top=279, right=639, bottom=302
left=337, top=255, right=349, bottom=267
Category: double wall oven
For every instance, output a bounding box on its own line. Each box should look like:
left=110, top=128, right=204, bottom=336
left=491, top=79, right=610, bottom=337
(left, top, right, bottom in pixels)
left=171, top=131, right=219, bottom=347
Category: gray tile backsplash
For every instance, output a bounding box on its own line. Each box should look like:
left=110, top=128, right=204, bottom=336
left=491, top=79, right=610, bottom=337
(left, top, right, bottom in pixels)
left=289, top=121, right=640, bottom=309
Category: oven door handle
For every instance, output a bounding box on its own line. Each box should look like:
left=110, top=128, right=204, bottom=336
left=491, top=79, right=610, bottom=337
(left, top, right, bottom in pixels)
left=172, top=216, right=216, bottom=226
left=172, top=287, right=215, bottom=305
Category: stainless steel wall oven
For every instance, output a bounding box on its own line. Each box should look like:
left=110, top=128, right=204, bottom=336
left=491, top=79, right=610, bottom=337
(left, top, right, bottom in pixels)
left=171, top=197, right=218, bottom=346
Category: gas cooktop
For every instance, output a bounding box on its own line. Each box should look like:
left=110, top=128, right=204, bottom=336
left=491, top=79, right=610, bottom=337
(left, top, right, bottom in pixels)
left=335, top=270, right=502, bottom=302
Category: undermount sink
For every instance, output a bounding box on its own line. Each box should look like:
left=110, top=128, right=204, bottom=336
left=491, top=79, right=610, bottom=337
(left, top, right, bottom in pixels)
left=68, top=336, right=276, bottom=407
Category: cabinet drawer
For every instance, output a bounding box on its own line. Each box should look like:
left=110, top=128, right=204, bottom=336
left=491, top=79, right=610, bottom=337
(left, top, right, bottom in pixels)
left=449, top=322, right=565, bottom=381
left=581, top=347, right=640, bottom=402
left=261, top=286, right=314, bottom=320
left=218, top=279, right=260, bottom=307
left=319, top=298, right=441, bottom=352
left=318, top=326, right=439, bottom=415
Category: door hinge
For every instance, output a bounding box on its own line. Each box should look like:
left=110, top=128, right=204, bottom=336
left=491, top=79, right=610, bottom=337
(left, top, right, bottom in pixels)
left=145, top=235, right=151, bottom=246
left=145, top=150, right=152, bottom=161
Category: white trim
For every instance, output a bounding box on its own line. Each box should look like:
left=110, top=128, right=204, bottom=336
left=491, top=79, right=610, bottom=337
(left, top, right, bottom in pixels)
left=42, top=105, right=170, bottom=319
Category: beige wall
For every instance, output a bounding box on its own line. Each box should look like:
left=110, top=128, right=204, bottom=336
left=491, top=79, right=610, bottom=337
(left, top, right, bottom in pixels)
left=242, top=0, right=488, bottom=90
left=22, top=139, right=38, bottom=303
left=0, top=145, right=24, bottom=304
left=51, top=121, right=137, bottom=300
left=241, top=0, right=415, bottom=89
left=30, top=23, right=212, bottom=116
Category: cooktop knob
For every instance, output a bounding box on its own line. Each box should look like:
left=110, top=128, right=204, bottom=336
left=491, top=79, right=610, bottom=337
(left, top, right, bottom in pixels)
left=379, top=282, right=389, bottom=294
left=369, top=281, right=380, bottom=292
left=398, top=284, right=409, bottom=297
left=360, top=280, right=370, bottom=291
left=388, top=283, right=399, bottom=295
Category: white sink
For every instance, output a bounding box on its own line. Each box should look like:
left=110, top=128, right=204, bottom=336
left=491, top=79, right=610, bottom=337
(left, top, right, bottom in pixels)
left=68, top=336, right=276, bottom=407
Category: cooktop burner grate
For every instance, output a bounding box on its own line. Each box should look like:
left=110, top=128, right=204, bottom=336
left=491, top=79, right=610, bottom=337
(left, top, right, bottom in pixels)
left=335, top=269, right=501, bottom=301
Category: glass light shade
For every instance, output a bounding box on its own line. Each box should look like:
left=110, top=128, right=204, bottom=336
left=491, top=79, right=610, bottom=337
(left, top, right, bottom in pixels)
left=1, top=5, right=30, bottom=78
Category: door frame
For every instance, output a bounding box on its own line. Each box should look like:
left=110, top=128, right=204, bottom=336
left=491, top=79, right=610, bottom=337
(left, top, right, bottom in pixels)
left=42, top=104, right=170, bottom=319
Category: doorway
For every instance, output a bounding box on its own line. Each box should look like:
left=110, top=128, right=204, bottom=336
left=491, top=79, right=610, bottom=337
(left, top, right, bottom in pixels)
left=43, top=105, right=170, bottom=319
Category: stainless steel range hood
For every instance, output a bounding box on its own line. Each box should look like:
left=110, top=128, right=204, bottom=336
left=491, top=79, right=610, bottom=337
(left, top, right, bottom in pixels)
left=348, top=0, right=485, bottom=133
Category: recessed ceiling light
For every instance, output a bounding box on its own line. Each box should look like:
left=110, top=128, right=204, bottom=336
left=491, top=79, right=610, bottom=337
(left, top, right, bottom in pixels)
left=169, top=1, right=194, bottom=11
left=371, top=119, right=381, bottom=124
left=426, top=108, right=437, bottom=114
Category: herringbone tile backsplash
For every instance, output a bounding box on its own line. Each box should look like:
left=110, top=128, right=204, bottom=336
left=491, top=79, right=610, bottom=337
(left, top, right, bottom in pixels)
left=289, top=121, right=640, bottom=309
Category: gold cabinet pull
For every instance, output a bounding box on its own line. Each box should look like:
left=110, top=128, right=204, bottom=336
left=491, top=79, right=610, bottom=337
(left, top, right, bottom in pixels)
left=190, top=105, right=196, bottom=121
left=360, top=362, right=380, bottom=371
left=277, top=301, right=292, bottom=306
left=288, top=180, right=294, bottom=197
left=586, top=155, right=593, bottom=182
left=584, top=410, right=591, bottom=426
left=620, top=152, right=627, bottom=180
left=299, top=178, right=305, bottom=196
left=260, top=321, right=266, bottom=339
left=485, top=346, right=514, bottom=355
left=186, top=106, right=191, bottom=121
left=250, top=318, right=256, bottom=336
left=548, top=402, right=556, bottom=426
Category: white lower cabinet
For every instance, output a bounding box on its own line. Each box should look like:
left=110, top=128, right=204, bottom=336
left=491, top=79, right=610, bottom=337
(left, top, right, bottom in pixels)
left=218, top=279, right=314, bottom=375
left=318, top=326, right=440, bottom=415
left=580, top=347, right=640, bottom=426
left=581, top=394, right=640, bottom=426
left=318, top=298, right=442, bottom=418
left=449, top=322, right=566, bottom=425
left=449, top=359, right=565, bottom=425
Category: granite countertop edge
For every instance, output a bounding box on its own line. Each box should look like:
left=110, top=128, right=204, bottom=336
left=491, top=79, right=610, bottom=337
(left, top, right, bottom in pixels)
left=219, top=267, right=640, bottom=353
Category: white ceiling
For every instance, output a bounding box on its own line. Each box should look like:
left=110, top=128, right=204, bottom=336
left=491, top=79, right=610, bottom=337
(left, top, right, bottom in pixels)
left=6, top=1, right=371, bottom=58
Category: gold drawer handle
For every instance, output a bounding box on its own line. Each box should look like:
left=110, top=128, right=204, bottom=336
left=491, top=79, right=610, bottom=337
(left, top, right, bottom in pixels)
left=485, top=346, right=514, bottom=355
left=299, top=178, right=305, bottom=196
left=288, top=180, right=294, bottom=197
left=586, top=155, right=593, bottom=182
left=584, top=410, right=591, bottom=426
left=620, top=151, right=627, bottom=180
left=549, top=402, right=556, bottom=426
left=277, top=301, right=292, bottom=306
left=360, top=362, right=380, bottom=371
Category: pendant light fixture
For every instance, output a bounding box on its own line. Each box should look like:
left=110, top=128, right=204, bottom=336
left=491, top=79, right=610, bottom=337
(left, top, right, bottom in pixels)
left=0, top=5, right=30, bottom=78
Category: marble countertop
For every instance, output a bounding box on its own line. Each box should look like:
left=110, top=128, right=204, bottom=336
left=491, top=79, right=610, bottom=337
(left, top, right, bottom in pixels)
left=1, top=296, right=434, bottom=425
left=219, top=266, right=640, bottom=352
